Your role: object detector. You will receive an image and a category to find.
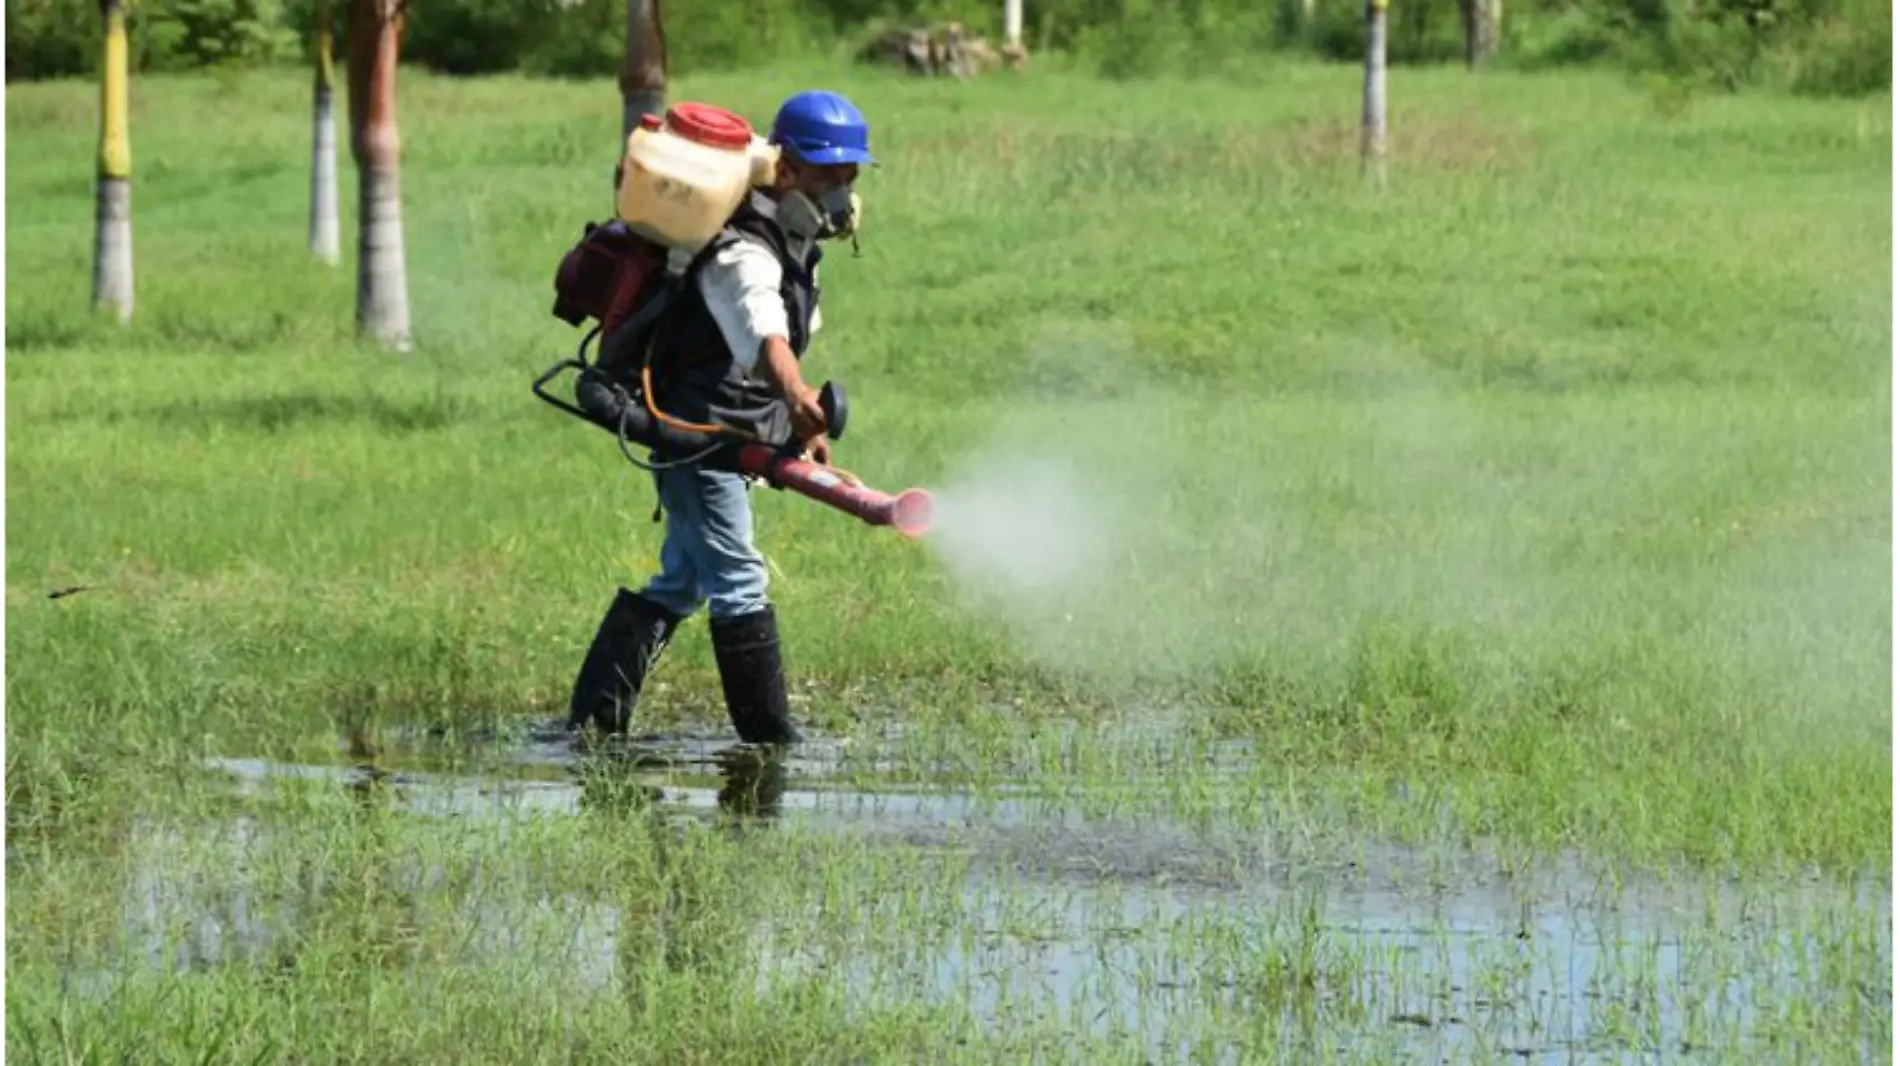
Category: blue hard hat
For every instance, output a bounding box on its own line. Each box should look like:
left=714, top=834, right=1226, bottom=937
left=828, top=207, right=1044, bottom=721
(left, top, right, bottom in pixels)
left=770, top=90, right=876, bottom=167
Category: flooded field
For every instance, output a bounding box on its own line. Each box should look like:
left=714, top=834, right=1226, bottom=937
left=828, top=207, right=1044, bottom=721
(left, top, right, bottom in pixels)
left=19, top=719, right=1888, bottom=1064
left=6, top=50, right=1891, bottom=1066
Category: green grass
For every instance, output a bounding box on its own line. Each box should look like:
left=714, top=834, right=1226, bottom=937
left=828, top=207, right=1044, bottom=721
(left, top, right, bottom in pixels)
left=6, top=56, right=1891, bottom=1062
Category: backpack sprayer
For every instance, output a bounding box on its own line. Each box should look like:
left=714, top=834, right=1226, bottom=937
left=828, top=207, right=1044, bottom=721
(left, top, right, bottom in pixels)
left=530, top=102, right=933, bottom=540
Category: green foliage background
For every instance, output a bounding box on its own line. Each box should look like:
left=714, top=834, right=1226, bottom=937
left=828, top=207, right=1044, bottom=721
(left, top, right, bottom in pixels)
left=4, top=0, right=1890, bottom=96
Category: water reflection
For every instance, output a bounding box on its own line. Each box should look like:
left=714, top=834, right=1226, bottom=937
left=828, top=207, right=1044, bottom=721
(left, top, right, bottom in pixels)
left=711, top=747, right=788, bottom=821
left=42, top=737, right=1891, bottom=1065
left=565, top=742, right=790, bottom=823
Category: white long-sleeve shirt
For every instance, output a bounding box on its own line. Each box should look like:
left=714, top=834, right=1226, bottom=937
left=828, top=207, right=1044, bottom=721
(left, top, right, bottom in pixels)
left=693, top=239, right=821, bottom=375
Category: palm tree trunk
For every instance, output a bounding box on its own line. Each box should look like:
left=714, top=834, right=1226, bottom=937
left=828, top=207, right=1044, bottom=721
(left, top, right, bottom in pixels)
left=347, top=0, right=412, bottom=352
left=309, top=0, right=340, bottom=264
left=1361, top=0, right=1388, bottom=187
left=92, top=0, right=133, bottom=323
left=620, top=0, right=668, bottom=145
left=1480, top=0, right=1502, bottom=63
left=1461, top=0, right=1501, bottom=66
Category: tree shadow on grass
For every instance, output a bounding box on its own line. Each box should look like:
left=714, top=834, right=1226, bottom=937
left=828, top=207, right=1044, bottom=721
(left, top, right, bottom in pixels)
left=140, top=391, right=479, bottom=434
left=6, top=315, right=93, bottom=356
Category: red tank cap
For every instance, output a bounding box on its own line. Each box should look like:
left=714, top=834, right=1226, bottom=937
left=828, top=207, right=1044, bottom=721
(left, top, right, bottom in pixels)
left=665, top=103, right=753, bottom=151
left=639, top=113, right=662, bottom=131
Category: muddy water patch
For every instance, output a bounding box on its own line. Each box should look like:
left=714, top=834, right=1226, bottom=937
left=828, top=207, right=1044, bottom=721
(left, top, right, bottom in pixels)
left=51, top=750, right=1886, bottom=1062
left=200, top=752, right=1091, bottom=830
left=812, top=848, right=1890, bottom=1060
left=344, top=711, right=1263, bottom=813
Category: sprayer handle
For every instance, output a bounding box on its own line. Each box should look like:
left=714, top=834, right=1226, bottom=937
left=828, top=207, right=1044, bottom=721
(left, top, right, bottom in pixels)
left=818, top=380, right=849, bottom=441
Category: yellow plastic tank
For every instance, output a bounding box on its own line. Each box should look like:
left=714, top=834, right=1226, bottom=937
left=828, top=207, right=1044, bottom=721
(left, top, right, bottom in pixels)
left=616, top=103, right=772, bottom=254
left=748, top=134, right=781, bottom=188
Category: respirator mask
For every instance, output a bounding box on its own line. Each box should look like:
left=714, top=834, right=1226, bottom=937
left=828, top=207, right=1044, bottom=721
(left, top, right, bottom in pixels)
left=779, top=182, right=862, bottom=258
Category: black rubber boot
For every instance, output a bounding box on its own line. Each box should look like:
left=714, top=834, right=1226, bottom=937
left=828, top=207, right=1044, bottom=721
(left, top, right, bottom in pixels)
left=708, top=606, right=803, bottom=746
left=566, top=587, right=683, bottom=736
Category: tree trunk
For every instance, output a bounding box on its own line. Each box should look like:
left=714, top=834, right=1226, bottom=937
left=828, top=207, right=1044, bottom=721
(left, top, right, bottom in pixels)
left=1361, top=0, right=1388, bottom=187
left=1460, top=0, right=1500, bottom=66
left=620, top=0, right=668, bottom=146
left=92, top=0, right=133, bottom=323
left=347, top=0, right=412, bottom=352
left=309, top=0, right=340, bottom=264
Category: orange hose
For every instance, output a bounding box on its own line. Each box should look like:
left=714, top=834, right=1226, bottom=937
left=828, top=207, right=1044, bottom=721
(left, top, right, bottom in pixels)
left=635, top=333, right=863, bottom=486
left=641, top=358, right=756, bottom=439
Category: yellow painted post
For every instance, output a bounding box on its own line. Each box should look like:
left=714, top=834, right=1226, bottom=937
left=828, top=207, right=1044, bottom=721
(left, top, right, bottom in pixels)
left=316, top=4, right=335, bottom=89
left=93, top=0, right=134, bottom=320
left=99, top=3, right=130, bottom=180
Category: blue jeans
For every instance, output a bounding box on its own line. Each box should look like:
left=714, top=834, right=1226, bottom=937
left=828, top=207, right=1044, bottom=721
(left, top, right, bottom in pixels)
left=636, top=463, right=771, bottom=621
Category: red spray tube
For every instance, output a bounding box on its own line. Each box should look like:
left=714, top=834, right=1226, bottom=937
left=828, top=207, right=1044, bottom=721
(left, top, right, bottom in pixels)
left=737, top=444, right=934, bottom=539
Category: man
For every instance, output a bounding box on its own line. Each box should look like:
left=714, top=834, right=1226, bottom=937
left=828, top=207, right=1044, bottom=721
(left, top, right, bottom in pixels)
left=566, top=89, right=874, bottom=748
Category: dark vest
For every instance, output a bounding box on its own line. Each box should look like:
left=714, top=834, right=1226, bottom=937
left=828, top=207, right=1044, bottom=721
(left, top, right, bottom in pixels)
left=642, top=190, right=822, bottom=448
